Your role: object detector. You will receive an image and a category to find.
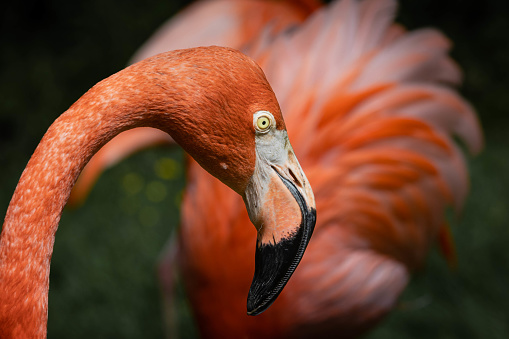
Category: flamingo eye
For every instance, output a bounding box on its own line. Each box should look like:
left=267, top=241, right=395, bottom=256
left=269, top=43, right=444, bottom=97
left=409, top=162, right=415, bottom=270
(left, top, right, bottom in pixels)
left=257, top=116, right=270, bottom=130
left=254, top=111, right=274, bottom=133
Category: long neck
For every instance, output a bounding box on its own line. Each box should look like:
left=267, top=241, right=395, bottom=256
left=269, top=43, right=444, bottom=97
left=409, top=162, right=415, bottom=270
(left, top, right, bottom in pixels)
left=0, top=53, right=214, bottom=337
left=0, top=47, right=263, bottom=338
left=0, top=69, right=172, bottom=338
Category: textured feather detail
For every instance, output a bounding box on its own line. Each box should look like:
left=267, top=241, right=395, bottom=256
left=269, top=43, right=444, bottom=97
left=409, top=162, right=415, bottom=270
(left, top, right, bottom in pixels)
left=244, top=0, right=482, bottom=268
left=130, top=0, right=318, bottom=64
left=69, top=0, right=319, bottom=206
left=62, top=0, right=483, bottom=337
left=177, top=0, right=482, bottom=336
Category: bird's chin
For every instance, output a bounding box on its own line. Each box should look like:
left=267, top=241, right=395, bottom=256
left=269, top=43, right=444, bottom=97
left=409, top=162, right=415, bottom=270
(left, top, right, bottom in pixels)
left=246, top=170, right=316, bottom=316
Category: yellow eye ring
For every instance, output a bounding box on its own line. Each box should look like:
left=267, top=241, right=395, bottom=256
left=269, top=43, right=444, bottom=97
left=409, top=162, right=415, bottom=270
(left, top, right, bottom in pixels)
left=257, top=116, right=271, bottom=130
left=253, top=111, right=275, bottom=133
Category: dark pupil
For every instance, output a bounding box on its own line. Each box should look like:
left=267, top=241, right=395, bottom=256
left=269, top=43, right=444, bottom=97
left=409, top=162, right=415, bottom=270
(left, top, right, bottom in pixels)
left=262, top=120, right=267, bottom=125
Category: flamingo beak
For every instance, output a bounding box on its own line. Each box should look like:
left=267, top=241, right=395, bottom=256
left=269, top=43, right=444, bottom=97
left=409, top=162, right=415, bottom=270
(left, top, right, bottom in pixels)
left=243, top=147, right=316, bottom=316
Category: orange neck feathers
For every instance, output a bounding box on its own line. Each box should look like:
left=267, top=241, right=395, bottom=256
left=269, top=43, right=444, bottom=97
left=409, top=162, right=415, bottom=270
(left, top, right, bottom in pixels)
left=0, top=46, right=282, bottom=338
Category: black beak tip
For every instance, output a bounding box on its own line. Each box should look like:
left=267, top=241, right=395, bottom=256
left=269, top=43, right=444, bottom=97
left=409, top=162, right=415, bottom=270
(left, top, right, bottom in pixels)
left=246, top=207, right=316, bottom=316
left=246, top=292, right=266, bottom=316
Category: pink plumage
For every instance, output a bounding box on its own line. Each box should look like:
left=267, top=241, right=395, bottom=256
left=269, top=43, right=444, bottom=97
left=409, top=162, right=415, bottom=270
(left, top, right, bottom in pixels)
left=66, top=0, right=482, bottom=337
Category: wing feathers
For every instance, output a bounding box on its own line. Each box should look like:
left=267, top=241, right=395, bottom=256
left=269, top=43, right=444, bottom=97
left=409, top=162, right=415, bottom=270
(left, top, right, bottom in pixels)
left=252, top=0, right=482, bottom=267
left=172, top=0, right=483, bottom=333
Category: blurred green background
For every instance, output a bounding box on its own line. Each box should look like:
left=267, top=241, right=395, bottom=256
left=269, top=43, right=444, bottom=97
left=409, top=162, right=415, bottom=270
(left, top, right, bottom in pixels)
left=1, top=0, right=508, bottom=338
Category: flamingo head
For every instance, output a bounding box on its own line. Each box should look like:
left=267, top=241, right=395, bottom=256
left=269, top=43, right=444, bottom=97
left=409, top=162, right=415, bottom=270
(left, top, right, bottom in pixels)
left=159, top=47, right=316, bottom=315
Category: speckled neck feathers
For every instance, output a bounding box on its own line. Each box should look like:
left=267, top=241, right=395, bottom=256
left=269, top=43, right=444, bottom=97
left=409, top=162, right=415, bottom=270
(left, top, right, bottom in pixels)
left=0, top=46, right=282, bottom=338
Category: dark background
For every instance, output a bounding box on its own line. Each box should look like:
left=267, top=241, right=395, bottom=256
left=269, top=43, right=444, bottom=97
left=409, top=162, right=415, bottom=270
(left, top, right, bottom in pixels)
left=1, top=0, right=508, bottom=338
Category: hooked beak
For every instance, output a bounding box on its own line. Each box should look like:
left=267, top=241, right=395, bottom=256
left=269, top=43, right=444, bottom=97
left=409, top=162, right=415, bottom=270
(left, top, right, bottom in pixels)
left=243, top=149, right=316, bottom=316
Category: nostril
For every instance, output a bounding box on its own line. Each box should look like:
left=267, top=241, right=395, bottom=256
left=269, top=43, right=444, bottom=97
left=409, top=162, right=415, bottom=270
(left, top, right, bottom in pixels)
left=288, top=168, right=302, bottom=188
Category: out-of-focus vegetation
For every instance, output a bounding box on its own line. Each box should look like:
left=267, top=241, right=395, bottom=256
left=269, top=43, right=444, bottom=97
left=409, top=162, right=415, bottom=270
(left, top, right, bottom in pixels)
left=0, top=1, right=508, bottom=338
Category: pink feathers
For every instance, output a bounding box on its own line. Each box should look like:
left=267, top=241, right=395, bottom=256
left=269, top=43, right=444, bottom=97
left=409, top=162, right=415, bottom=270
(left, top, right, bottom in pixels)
left=63, top=0, right=482, bottom=337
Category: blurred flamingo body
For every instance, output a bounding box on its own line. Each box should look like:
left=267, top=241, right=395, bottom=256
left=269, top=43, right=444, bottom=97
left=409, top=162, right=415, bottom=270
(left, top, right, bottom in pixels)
left=69, top=0, right=483, bottom=337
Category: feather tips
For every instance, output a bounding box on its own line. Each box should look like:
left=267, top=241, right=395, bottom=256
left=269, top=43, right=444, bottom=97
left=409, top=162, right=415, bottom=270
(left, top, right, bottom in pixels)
left=175, top=1, right=482, bottom=333
left=247, top=0, right=482, bottom=271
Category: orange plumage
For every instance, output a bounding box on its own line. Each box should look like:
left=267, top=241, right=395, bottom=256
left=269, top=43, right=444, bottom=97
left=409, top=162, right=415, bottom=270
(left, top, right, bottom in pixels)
left=0, top=46, right=317, bottom=338
left=69, top=0, right=483, bottom=337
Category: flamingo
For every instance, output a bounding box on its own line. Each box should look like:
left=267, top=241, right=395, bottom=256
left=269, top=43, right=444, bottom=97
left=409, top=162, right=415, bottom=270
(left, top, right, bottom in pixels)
left=68, top=0, right=321, bottom=207
left=51, top=0, right=483, bottom=337
left=175, top=1, right=483, bottom=337
left=0, top=46, right=317, bottom=338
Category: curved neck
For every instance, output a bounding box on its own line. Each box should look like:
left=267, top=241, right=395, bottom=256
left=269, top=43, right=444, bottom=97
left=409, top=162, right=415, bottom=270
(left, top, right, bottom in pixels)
left=0, top=47, right=260, bottom=338
left=0, top=66, right=177, bottom=338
